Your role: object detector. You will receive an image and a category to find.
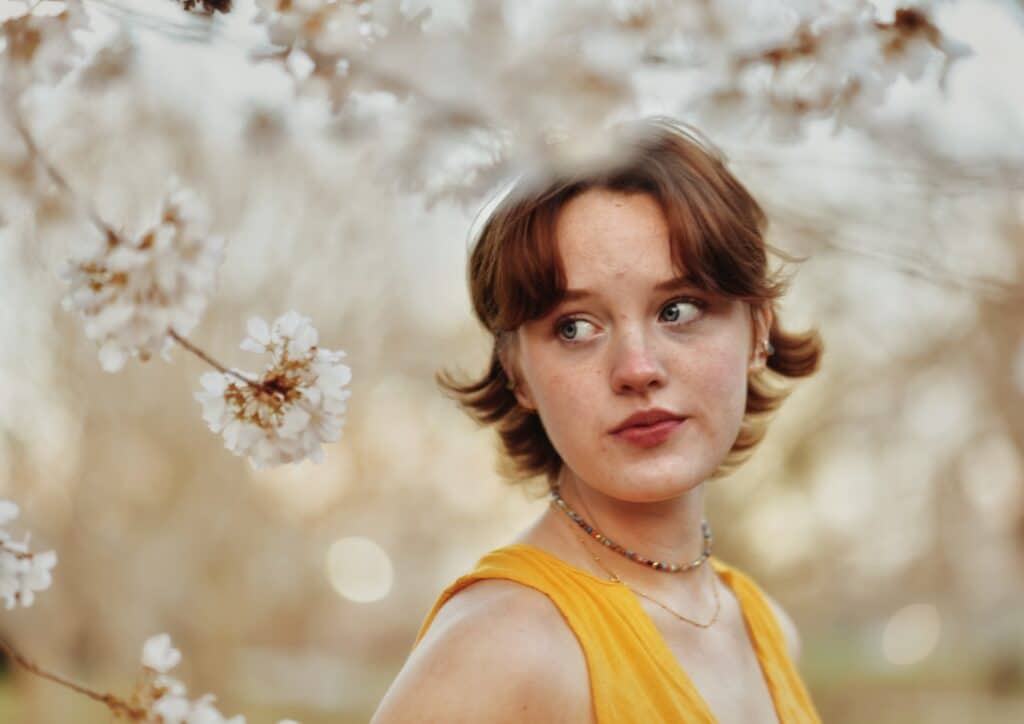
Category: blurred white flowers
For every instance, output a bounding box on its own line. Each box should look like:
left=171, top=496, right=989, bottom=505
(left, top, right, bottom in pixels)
left=253, top=0, right=387, bottom=109
left=249, top=0, right=973, bottom=176
left=691, top=3, right=972, bottom=139
left=136, top=633, right=299, bottom=724
left=0, top=0, right=89, bottom=92
left=60, top=179, right=226, bottom=372
left=196, top=312, right=352, bottom=470
left=255, top=0, right=386, bottom=51
left=0, top=499, right=57, bottom=610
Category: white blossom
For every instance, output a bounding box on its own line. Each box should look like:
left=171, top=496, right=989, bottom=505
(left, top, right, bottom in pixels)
left=60, top=178, right=226, bottom=372
left=153, top=692, right=246, bottom=724
left=136, top=633, right=299, bottom=723
left=0, top=499, right=58, bottom=610
left=152, top=692, right=193, bottom=724
left=142, top=633, right=182, bottom=674
left=195, top=312, right=352, bottom=470
left=0, top=0, right=89, bottom=92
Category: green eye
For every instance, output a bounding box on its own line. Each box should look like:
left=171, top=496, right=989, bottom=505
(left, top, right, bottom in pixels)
left=557, top=318, right=597, bottom=342
left=661, top=298, right=705, bottom=324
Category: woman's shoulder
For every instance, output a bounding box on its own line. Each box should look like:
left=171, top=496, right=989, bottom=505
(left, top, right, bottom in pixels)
left=430, top=574, right=574, bottom=638
left=371, top=576, right=592, bottom=723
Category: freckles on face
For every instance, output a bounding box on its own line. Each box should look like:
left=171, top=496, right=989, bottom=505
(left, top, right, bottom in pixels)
left=514, top=188, right=755, bottom=496
left=686, top=332, right=751, bottom=441
left=535, top=364, right=605, bottom=439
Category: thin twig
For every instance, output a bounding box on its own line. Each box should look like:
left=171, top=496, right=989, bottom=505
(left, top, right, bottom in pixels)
left=0, top=541, right=33, bottom=560
left=167, top=329, right=259, bottom=388
left=10, top=105, right=119, bottom=240
left=0, top=636, right=147, bottom=720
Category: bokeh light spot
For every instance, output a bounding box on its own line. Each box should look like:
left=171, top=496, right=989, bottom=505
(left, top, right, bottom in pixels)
left=325, top=536, right=393, bottom=603
left=881, top=602, right=942, bottom=666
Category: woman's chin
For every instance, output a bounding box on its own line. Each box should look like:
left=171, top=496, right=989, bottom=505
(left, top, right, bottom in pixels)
left=594, top=467, right=707, bottom=504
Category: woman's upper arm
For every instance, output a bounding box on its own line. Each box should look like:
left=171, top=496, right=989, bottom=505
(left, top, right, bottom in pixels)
left=370, top=580, right=587, bottom=724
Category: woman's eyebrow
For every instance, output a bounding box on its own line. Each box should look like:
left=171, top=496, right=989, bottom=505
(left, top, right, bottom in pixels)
left=653, top=274, right=698, bottom=291
left=560, top=274, right=697, bottom=302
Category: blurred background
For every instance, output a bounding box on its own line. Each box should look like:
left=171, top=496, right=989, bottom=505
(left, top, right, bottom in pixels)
left=1, top=0, right=1022, bottom=722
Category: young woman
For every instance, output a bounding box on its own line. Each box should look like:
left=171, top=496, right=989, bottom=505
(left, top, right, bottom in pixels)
left=372, top=117, right=824, bottom=723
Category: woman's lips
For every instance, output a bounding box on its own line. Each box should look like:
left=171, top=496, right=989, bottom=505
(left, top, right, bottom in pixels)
left=612, top=418, right=685, bottom=448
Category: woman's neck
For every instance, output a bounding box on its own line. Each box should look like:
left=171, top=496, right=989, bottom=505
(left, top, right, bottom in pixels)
left=549, top=468, right=715, bottom=603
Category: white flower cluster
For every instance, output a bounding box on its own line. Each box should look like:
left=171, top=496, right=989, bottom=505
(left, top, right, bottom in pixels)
left=196, top=312, right=352, bottom=470
left=0, top=0, right=89, bottom=92
left=689, top=1, right=973, bottom=138
left=253, top=0, right=388, bottom=109
left=140, top=634, right=299, bottom=724
left=255, top=0, right=387, bottom=49
left=251, top=0, right=972, bottom=200
left=0, top=500, right=57, bottom=610
left=60, top=179, right=226, bottom=372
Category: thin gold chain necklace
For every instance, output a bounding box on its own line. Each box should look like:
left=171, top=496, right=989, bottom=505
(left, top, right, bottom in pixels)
left=551, top=500, right=722, bottom=629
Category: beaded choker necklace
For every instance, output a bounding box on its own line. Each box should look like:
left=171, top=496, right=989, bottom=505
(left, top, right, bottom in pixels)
left=549, top=487, right=712, bottom=573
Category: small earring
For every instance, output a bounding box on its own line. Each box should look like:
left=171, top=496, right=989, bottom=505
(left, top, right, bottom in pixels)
left=763, top=339, right=774, bottom=356
left=506, top=378, right=516, bottom=390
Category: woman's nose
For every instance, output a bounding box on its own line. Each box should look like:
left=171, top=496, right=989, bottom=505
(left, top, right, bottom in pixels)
left=609, top=330, right=668, bottom=394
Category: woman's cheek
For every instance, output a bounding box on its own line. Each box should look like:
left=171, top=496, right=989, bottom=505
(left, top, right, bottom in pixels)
left=539, top=367, right=602, bottom=449
left=700, top=349, right=750, bottom=435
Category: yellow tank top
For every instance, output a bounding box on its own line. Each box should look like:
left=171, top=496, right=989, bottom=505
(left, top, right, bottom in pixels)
left=413, top=544, right=821, bottom=723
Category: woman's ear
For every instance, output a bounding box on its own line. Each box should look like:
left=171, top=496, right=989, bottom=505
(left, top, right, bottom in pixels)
left=748, top=303, right=775, bottom=371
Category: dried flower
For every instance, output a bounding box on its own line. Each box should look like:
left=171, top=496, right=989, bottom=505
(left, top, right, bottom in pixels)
left=60, top=178, right=226, bottom=372
left=195, top=312, right=352, bottom=470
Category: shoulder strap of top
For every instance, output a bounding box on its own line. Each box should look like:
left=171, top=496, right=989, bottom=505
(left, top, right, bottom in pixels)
left=712, top=560, right=790, bottom=657
left=412, top=545, right=716, bottom=723
left=413, top=543, right=633, bottom=649
left=712, top=560, right=822, bottom=722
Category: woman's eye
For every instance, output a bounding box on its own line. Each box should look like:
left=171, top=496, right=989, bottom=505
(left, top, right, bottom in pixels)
left=555, top=299, right=705, bottom=343
left=661, top=298, right=705, bottom=324
left=556, top=318, right=597, bottom=342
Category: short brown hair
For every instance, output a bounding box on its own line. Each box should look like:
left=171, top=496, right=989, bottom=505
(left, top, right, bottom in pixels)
left=436, top=117, right=823, bottom=490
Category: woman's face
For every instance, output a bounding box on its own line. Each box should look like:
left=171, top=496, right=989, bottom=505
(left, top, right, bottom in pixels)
left=506, top=188, right=771, bottom=503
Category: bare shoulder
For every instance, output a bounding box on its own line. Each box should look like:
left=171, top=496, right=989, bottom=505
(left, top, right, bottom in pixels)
left=371, top=578, right=592, bottom=724
left=763, top=593, right=802, bottom=664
